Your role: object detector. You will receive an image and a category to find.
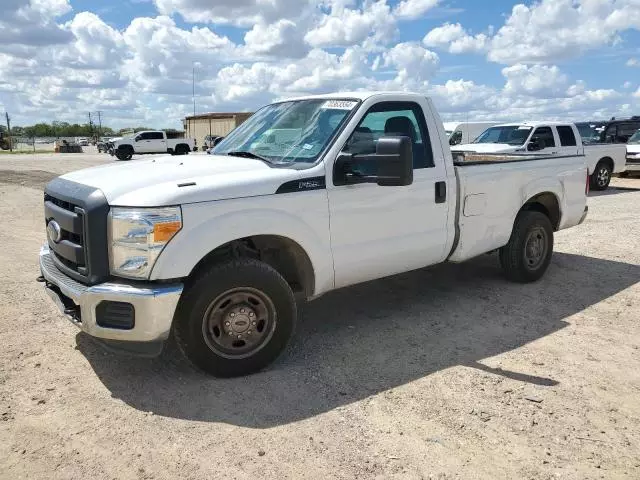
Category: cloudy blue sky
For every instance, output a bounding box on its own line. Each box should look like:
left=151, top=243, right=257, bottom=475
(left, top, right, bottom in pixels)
left=1, top=0, right=640, bottom=129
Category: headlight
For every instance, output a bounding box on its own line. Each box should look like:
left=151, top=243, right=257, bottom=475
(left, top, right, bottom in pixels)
left=108, top=207, right=182, bottom=279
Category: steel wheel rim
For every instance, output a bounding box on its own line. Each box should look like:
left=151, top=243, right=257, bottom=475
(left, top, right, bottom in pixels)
left=202, top=287, right=276, bottom=359
left=523, top=226, right=548, bottom=270
left=597, top=167, right=610, bottom=187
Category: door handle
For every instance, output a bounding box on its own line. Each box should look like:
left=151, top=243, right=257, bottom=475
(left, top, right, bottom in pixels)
left=435, top=181, right=446, bottom=204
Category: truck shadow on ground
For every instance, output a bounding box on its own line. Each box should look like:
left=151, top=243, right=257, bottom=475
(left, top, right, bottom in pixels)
left=76, top=252, right=640, bottom=428
left=590, top=185, right=640, bottom=197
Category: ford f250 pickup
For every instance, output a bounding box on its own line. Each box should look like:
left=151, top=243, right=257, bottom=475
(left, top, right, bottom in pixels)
left=39, top=92, right=589, bottom=377
left=451, top=122, right=626, bottom=190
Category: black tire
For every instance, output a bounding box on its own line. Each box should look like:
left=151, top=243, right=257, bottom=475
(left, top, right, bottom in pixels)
left=175, top=144, right=189, bottom=155
left=499, top=211, right=554, bottom=283
left=174, top=258, right=297, bottom=377
left=115, top=147, right=133, bottom=161
left=590, top=161, right=612, bottom=191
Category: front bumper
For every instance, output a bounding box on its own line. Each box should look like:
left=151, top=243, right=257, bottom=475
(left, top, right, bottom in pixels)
left=625, top=161, right=640, bottom=171
left=39, top=244, right=183, bottom=350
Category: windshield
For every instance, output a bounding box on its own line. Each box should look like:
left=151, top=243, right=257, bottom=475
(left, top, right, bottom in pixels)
left=628, top=130, right=640, bottom=144
left=213, top=99, right=358, bottom=166
left=473, top=126, right=532, bottom=145
left=577, top=124, right=600, bottom=142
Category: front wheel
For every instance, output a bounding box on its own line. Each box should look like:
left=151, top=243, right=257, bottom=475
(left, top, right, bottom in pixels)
left=174, top=258, right=297, bottom=377
left=590, top=162, right=612, bottom=190
left=499, top=211, right=554, bottom=283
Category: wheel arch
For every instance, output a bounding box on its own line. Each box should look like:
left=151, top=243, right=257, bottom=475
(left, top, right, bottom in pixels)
left=596, top=156, right=614, bottom=172
left=186, top=235, right=316, bottom=298
left=520, top=191, right=561, bottom=231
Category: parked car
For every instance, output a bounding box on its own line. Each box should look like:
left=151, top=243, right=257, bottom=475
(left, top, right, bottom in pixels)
left=624, top=129, right=640, bottom=175
left=39, top=92, right=588, bottom=377
left=599, top=116, right=640, bottom=144
left=76, top=137, right=89, bottom=146
left=447, top=122, right=501, bottom=146
left=451, top=122, right=627, bottom=190
left=110, top=130, right=195, bottom=160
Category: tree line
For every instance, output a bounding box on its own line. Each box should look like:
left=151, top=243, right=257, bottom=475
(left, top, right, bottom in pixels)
left=0, top=123, right=182, bottom=138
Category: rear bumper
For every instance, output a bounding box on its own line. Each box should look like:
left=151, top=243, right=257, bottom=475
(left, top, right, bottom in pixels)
left=579, top=206, right=588, bottom=225
left=39, top=244, right=183, bottom=351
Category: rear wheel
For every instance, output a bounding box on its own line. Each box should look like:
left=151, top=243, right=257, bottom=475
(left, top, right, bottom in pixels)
left=499, top=211, right=554, bottom=283
left=175, top=144, right=189, bottom=155
left=174, top=258, right=297, bottom=377
left=590, top=161, right=612, bottom=190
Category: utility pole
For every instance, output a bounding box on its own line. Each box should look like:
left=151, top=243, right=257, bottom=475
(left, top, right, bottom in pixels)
left=88, top=112, right=93, bottom=141
left=192, top=64, right=196, bottom=117
left=96, top=111, right=102, bottom=138
left=5, top=112, right=12, bottom=152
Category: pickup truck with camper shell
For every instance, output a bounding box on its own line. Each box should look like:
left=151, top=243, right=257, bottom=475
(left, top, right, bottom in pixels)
left=451, top=122, right=626, bottom=190
left=110, top=130, right=195, bottom=161
left=39, top=92, right=589, bottom=377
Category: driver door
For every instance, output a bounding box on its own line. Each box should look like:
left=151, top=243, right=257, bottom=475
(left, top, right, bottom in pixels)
left=327, top=100, right=451, bottom=289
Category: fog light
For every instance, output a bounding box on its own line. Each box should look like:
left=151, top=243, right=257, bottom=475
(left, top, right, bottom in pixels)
left=96, top=301, right=135, bottom=330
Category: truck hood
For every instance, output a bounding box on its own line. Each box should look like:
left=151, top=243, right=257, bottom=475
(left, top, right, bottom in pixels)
left=60, top=155, right=307, bottom=206
left=450, top=143, right=520, bottom=153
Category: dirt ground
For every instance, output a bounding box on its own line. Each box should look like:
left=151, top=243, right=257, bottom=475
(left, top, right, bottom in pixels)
left=1, top=153, right=639, bottom=480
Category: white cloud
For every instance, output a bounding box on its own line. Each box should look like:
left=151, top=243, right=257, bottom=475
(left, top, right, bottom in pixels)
left=502, top=64, right=569, bottom=98
left=382, top=43, right=439, bottom=87
left=0, top=0, right=73, bottom=52
left=488, top=0, right=640, bottom=64
left=243, top=20, right=309, bottom=58
left=627, top=58, right=640, bottom=67
left=423, top=23, right=489, bottom=54
left=153, top=0, right=307, bottom=26
left=394, top=0, right=440, bottom=19
left=634, top=87, right=640, bottom=99
left=304, top=1, right=396, bottom=48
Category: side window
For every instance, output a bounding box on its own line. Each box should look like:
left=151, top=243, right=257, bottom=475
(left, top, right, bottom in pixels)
left=138, top=132, right=152, bottom=140
left=618, top=122, right=640, bottom=141
left=531, top=127, right=556, bottom=148
left=149, top=132, right=164, bottom=140
left=343, top=101, right=434, bottom=169
left=557, top=126, right=577, bottom=146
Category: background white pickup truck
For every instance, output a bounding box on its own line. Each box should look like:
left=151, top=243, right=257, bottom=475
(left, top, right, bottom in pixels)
left=39, top=92, right=588, bottom=377
left=111, top=130, right=195, bottom=160
left=451, top=122, right=627, bottom=190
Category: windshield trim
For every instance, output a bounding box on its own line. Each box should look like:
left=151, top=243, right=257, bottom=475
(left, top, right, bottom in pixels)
left=214, top=97, right=363, bottom=170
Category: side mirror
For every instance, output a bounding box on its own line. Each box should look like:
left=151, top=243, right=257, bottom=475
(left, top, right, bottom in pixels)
left=527, top=139, right=541, bottom=151
left=334, top=136, right=413, bottom=187
left=134, top=136, right=141, bottom=142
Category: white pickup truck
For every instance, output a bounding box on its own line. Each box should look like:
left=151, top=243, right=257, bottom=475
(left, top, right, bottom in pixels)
left=110, top=130, right=195, bottom=161
left=39, top=92, right=588, bottom=377
left=451, top=122, right=627, bottom=190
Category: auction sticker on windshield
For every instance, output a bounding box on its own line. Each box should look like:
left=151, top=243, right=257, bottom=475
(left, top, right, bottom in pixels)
left=321, top=100, right=358, bottom=110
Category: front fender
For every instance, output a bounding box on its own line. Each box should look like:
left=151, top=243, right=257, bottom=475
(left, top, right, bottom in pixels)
left=149, top=197, right=335, bottom=296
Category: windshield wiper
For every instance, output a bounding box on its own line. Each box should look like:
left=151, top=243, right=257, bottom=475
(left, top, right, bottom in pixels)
left=225, top=151, right=273, bottom=163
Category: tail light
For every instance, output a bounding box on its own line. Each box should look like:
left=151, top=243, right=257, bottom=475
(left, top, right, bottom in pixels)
left=585, top=170, right=590, bottom=195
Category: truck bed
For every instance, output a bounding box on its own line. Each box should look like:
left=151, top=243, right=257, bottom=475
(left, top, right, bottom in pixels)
left=448, top=154, right=587, bottom=263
